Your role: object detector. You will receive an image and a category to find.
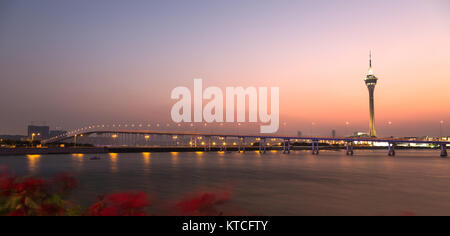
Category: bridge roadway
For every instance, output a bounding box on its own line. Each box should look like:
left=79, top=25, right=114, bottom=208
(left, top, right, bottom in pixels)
left=42, top=130, right=450, bottom=157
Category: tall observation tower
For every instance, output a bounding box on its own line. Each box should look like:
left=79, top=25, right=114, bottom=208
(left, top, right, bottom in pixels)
left=365, top=52, right=378, bottom=137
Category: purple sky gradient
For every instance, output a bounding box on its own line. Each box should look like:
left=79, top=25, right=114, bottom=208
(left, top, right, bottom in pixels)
left=0, top=0, right=449, bottom=137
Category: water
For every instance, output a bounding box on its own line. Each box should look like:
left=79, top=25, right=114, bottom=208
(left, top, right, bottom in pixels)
left=1, top=150, right=450, bottom=216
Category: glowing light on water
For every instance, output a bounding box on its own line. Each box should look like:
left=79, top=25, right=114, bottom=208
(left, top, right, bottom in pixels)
left=142, top=152, right=151, bottom=166
left=26, top=155, right=41, bottom=173
left=109, top=153, right=119, bottom=172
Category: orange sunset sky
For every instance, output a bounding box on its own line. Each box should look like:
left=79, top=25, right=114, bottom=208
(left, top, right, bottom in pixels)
left=0, top=0, right=449, bottom=137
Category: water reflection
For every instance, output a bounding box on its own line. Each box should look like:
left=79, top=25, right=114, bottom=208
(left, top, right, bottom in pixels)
left=142, top=152, right=151, bottom=174
left=170, top=152, right=179, bottom=165
left=195, top=152, right=204, bottom=166
left=109, top=153, right=119, bottom=173
left=26, top=155, right=41, bottom=173
left=71, top=154, right=84, bottom=168
left=142, top=152, right=151, bottom=165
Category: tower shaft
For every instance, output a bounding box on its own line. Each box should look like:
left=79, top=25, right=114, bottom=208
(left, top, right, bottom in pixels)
left=368, top=86, right=376, bottom=137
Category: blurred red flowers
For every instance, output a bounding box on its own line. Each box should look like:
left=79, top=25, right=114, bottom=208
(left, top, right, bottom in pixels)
left=89, top=192, right=149, bottom=216
left=15, top=178, right=46, bottom=196
left=52, top=173, right=78, bottom=194
left=0, top=166, right=245, bottom=216
left=175, top=191, right=231, bottom=216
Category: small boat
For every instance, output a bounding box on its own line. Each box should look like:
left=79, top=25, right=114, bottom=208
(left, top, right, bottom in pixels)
left=89, top=156, right=101, bottom=160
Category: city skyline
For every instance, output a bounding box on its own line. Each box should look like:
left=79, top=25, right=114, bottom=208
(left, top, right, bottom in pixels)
left=1, top=0, right=450, bottom=137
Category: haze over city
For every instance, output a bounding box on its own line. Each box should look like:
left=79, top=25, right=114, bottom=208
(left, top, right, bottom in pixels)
left=1, top=0, right=449, bottom=137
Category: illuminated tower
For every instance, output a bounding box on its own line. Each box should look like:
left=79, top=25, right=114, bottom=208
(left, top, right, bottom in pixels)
left=365, top=52, right=378, bottom=137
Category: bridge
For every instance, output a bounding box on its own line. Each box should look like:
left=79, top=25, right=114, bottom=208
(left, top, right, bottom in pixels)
left=42, top=128, right=450, bottom=157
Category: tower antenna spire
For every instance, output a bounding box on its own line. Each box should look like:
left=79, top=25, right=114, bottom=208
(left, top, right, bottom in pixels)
left=368, top=51, right=374, bottom=75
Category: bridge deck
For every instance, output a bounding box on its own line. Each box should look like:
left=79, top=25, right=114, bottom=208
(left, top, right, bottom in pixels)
left=42, top=130, right=450, bottom=145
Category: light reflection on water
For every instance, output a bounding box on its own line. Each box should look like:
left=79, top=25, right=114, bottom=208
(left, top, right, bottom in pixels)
left=109, top=153, right=119, bottom=173
left=71, top=154, right=84, bottom=171
left=3, top=150, right=450, bottom=215
left=142, top=152, right=151, bottom=166
left=26, top=154, right=41, bottom=174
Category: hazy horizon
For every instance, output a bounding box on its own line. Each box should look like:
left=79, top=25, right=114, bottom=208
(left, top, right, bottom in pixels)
left=1, top=0, right=449, bottom=137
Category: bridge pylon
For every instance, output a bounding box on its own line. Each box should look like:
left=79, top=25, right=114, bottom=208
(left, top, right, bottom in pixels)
left=282, top=139, right=291, bottom=154
left=388, top=143, right=396, bottom=157
left=441, top=144, right=448, bottom=158
left=346, top=141, right=354, bottom=156
left=259, top=138, right=267, bottom=154
left=312, top=140, right=320, bottom=155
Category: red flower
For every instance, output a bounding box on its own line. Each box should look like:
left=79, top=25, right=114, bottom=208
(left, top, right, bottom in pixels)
left=0, top=168, right=16, bottom=197
left=15, top=178, right=47, bottom=196
left=108, top=192, right=149, bottom=209
left=0, top=176, right=16, bottom=197
left=89, top=192, right=150, bottom=216
left=53, top=173, right=78, bottom=194
left=175, top=191, right=231, bottom=216
left=88, top=201, right=105, bottom=216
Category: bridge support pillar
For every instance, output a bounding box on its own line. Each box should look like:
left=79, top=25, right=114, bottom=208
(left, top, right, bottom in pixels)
left=263, top=138, right=267, bottom=154
left=282, top=139, right=291, bottom=154
left=282, top=139, right=289, bottom=154
left=441, top=144, right=448, bottom=158
left=204, top=137, right=211, bottom=152
left=224, top=137, right=227, bottom=152
left=346, top=142, right=354, bottom=156
left=312, top=140, right=320, bottom=155
left=258, top=138, right=267, bottom=154
left=219, top=137, right=227, bottom=152
left=238, top=138, right=241, bottom=153
left=259, top=138, right=267, bottom=154
left=287, top=139, right=291, bottom=154
left=209, top=137, right=212, bottom=152
left=388, top=143, right=396, bottom=157
left=259, top=140, right=262, bottom=153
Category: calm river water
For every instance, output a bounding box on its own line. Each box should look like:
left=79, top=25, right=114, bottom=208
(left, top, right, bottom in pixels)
left=2, top=150, right=450, bottom=216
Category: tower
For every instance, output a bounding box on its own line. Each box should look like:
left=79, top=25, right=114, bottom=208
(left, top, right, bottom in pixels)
left=365, top=52, right=378, bottom=137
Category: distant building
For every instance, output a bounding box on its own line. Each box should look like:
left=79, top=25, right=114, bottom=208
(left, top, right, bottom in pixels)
left=353, top=131, right=370, bottom=137
left=27, top=125, right=50, bottom=140
left=332, top=130, right=336, bottom=138
left=297, top=131, right=303, bottom=137
left=0, top=135, right=27, bottom=141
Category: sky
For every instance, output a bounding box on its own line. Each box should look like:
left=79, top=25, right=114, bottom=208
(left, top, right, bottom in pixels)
left=0, top=0, right=449, bottom=137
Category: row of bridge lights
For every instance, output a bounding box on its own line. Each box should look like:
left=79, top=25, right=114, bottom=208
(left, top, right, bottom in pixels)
left=61, top=123, right=246, bottom=138
left=52, top=120, right=447, bottom=141
left=109, top=134, right=281, bottom=147
left=50, top=123, right=234, bottom=141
